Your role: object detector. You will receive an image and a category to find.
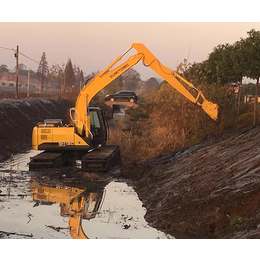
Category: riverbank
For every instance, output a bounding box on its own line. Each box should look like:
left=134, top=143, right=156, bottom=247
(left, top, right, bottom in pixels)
left=0, top=98, right=70, bottom=162
left=121, top=124, right=260, bottom=238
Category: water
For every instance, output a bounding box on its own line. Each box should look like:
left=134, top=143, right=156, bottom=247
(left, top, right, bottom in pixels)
left=0, top=151, right=173, bottom=239
left=113, top=105, right=125, bottom=119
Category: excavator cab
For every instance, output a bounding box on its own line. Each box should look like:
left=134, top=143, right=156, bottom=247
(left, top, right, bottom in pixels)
left=89, top=107, right=107, bottom=146
left=64, top=106, right=107, bottom=147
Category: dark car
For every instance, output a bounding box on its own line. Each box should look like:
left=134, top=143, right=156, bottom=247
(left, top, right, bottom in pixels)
left=105, top=90, right=138, bottom=103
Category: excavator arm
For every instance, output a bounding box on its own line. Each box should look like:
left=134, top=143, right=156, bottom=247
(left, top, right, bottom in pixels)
left=132, top=43, right=219, bottom=121
left=75, top=50, right=143, bottom=136
left=31, top=182, right=105, bottom=239
left=74, top=43, right=219, bottom=137
left=69, top=196, right=89, bottom=239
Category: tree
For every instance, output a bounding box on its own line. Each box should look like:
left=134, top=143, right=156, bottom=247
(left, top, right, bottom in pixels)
left=122, top=68, right=141, bottom=91
left=207, top=44, right=239, bottom=86
left=231, top=39, right=248, bottom=114
left=177, top=58, right=191, bottom=75
left=145, top=77, right=159, bottom=89
left=64, top=58, right=75, bottom=94
left=73, top=65, right=84, bottom=96
left=242, top=29, right=260, bottom=123
left=17, top=63, right=27, bottom=71
left=37, top=52, right=49, bottom=92
left=49, top=63, right=65, bottom=97
left=16, top=63, right=29, bottom=76
left=183, top=61, right=210, bottom=86
left=0, top=64, right=9, bottom=73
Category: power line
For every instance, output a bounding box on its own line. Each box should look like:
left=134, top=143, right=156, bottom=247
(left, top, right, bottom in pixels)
left=0, top=46, right=14, bottom=52
left=0, top=46, right=14, bottom=51
left=0, top=46, right=39, bottom=65
left=19, top=51, right=39, bottom=64
left=0, top=49, right=13, bottom=53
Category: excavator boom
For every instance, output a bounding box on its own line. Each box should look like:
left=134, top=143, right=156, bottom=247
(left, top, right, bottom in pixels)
left=75, top=43, right=219, bottom=136
left=131, top=43, right=219, bottom=121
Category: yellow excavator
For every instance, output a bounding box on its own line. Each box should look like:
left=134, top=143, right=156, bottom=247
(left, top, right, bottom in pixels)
left=30, top=43, right=219, bottom=170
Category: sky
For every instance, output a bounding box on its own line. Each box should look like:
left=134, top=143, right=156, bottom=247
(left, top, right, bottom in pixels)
left=1, top=2, right=260, bottom=82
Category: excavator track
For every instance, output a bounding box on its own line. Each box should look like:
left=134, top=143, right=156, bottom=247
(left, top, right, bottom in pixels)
left=82, top=145, right=120, bottom=172
left=29, top=151, right=67, bottom=170
left=29, top=145, right=120, bottom=172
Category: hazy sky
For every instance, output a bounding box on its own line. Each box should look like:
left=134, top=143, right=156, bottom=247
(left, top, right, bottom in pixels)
left=1, top=22, right=260, bottom=81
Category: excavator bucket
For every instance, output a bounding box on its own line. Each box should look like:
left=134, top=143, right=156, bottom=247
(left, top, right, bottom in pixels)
left=201, top=100, right=219, bottom=122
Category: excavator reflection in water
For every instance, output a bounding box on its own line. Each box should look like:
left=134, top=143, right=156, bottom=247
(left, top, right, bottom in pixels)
left=30, top=174, right=107, bottom=239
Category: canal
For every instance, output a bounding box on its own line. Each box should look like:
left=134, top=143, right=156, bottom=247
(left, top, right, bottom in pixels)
left=0, top=150, right=173, bottom=239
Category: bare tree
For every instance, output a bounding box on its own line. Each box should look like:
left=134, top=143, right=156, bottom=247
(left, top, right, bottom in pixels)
left=37, top=52, right=49, bottom=92
left=64, top=58, right=75, bottom=94
left=73, top=65, right=84, bottom=95
left=49, top=63, right=65, bottom=98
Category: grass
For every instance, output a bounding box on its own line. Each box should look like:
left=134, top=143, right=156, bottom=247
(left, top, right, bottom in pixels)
left=107, top=118, right=185, bottom=163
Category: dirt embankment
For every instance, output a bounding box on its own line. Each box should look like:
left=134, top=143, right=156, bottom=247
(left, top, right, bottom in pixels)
left=122, top=125, right=260, bottom=238
left=0, top=98, right=70, bottom=162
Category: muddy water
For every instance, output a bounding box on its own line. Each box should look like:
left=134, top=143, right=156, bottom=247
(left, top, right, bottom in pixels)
left=113, top=105, right=126, bottom=119
left=0, top=151, right=173, bottom=239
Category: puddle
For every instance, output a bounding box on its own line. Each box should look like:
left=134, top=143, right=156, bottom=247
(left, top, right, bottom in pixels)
left=113, top=105, right=125, bottom=119
left=0, top=151, right=174, bottom=239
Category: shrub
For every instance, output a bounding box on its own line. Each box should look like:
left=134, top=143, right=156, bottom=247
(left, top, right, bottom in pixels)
left=109, top=80, right=258, bottom=164
left=126, top=106, right=149, bottom=119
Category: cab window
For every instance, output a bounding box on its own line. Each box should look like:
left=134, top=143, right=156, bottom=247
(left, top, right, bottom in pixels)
left=90, top=111, right=100, bottom=129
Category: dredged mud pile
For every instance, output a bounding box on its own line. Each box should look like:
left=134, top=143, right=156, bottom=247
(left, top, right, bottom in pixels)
left=125, top=124, right=260, bottom=238
left=0, top=99, right=69, bottom=162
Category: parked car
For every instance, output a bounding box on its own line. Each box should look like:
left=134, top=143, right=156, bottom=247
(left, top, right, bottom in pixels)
left=105, top=90, right=138, bottom=103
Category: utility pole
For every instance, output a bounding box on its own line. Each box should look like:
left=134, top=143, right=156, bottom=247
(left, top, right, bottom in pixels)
left=15, top=45, right=19, bottom=99
left=27, top=69, right=30, bottom=98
